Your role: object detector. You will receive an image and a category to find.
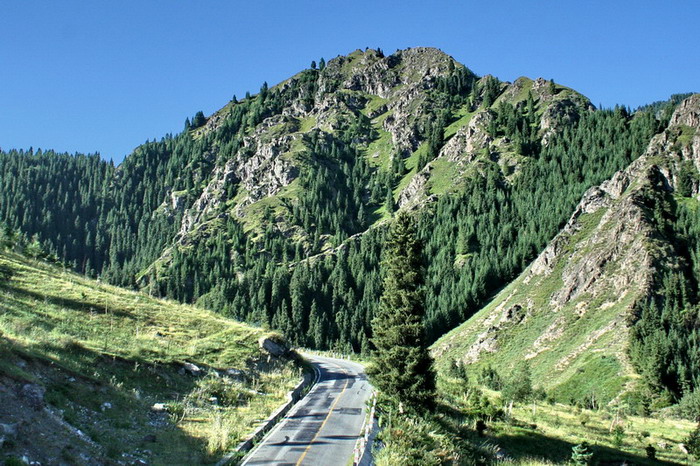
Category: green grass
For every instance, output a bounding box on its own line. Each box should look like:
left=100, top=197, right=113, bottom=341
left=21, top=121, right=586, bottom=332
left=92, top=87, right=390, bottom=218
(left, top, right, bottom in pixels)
left=365, top=125, right=394, bottom=169
left=677, top=124, right=697, bottom=147
left=436, top=375, right=696, bottom=465
left=444, top=105, right=476, bottom=139
left=361, top=94, right=389, bottom=117
left=298, top=115, right=317, bottom=133
left=427, top=158, right=459, bottom=195
left=432, top=207, right=642, bottom=405
left=391, top=143, right=430, bottom=199
left=0, top=249, right=299, bottom=463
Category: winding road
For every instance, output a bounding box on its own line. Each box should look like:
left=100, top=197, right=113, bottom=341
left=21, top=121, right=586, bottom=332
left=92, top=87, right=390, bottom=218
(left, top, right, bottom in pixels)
left=241, top=354, right=373, bottom=466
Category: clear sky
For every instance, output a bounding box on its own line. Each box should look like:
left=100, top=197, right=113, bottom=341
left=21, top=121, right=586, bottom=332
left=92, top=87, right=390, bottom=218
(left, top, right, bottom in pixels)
left=1, top=1, right=697, bottom=163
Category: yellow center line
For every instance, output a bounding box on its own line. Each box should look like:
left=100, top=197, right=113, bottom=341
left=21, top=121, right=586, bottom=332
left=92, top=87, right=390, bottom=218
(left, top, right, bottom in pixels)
left=295, top=361, right=350, bottom=466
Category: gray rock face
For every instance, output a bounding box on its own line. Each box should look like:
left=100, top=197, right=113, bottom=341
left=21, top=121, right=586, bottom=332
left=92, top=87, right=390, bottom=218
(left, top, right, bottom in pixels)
left=398, top=167, right=431, bottom=208
left=0, top=423, right=17, bottom=436
left=182, top=362, right=203, bottom=377
left=162, top=47, right=462, bottom=257
left=0, top=422, right=17, bottom=447
left=528, top=94, right=700, bottom=310
left=441, top=111, right=494, bottom=163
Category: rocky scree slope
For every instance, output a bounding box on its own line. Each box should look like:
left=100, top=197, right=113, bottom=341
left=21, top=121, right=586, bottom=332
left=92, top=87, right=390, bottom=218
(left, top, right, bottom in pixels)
left=432, top=94, right=700, bottom=405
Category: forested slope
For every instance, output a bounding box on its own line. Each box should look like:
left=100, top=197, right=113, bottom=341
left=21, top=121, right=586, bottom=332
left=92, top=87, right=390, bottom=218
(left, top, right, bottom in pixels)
left=433, top=94, right=700, bottom=406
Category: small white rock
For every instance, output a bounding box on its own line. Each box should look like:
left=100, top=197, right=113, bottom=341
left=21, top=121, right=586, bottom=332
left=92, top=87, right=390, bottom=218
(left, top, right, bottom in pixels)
left=151, top=403, right=167, bottom=412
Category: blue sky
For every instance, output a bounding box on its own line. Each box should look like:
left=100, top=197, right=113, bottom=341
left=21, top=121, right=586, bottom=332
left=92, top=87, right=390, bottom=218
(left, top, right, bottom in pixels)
left=1, top=1, right=697, bottom=163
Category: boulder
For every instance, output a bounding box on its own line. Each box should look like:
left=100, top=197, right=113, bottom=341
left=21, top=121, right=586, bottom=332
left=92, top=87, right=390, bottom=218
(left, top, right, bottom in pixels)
left=258, top=336, right=289, bottom=357
left=0, top=423, right=17, bottom=437
left=151, top=403, right=167, bottom=412
left=182, top=362, right=202, bottom=376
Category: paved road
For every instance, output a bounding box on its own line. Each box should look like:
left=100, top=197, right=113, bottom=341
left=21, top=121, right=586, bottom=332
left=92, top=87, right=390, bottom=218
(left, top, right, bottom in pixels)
left=241, top=354, right=372, bottom=466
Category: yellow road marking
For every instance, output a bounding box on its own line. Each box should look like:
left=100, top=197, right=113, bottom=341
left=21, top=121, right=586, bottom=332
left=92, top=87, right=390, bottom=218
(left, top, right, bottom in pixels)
left=295, top=361, right=350, bottom=466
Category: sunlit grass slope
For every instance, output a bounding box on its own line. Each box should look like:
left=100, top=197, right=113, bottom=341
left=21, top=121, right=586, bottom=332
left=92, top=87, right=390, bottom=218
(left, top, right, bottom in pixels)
left=0, top=250, right=299, bottom=464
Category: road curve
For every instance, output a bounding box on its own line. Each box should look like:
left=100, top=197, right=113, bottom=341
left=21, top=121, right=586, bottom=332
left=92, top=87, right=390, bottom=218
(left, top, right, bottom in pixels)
left=241, top=354, right=372, bottom=466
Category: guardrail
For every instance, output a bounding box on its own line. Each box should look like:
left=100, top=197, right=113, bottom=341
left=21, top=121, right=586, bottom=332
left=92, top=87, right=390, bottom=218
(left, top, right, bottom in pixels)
left=353, top=391, right=378, bottom=466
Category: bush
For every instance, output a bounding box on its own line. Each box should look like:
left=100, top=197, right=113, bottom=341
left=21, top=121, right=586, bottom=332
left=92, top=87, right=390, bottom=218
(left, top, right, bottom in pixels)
left=532, top=387, right=548, bottom=401
left=447, top=358, right=469, bottom=384
left=478, top=365, right=503, bottom=390
left=677, top=389, right=700, bottom=421
left=5, top=457, right=26, bottom=466
left=475, top=419, right=487, bottom=437
left=611, top=424, right=625, bottom=448
left=502, top=363, right=533, bottom=403
left=686, top=424, right=700, bottom=458
left=645, top=444, right=656, bottom=460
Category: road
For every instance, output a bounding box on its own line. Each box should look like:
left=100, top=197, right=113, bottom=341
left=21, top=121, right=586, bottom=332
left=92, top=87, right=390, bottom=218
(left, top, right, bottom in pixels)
left=241, top=354, right=372, bottom=466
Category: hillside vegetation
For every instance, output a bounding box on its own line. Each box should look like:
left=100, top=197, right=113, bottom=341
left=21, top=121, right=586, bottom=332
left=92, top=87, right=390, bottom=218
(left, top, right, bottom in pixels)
left=0, top=247, right=299, bottom=465
left=0, top=45, right=699, bottom=465
left=0, top=47, right=668, bottom=356
left=373, top=94, right=700, bottom=466
left=433, top=94, right=700, bottom=408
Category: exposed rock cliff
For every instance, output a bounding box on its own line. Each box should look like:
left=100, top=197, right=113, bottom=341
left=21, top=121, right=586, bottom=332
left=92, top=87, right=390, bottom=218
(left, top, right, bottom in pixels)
left=164, top=47, right=467, bottom=253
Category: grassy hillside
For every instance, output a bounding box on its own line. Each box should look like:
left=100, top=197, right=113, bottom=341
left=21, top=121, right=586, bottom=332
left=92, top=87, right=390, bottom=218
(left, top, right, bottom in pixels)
left=407, top=94, right=700, bottom=465
left=0, top=249, right=300, bottom=465
left=431, top=375, right=696, bottom=465
left=431, top=204, right=647, bottom=406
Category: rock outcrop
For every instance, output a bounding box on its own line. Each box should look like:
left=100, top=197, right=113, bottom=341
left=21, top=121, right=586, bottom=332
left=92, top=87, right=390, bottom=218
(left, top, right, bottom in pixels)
left=158, top=47, right=467, bottom=262
left=258, top=336, right=290, bottom=357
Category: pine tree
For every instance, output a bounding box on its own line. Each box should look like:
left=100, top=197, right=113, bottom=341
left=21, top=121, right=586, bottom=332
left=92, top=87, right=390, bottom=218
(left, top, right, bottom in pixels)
left=368, top=211, right=435, bottom=411
left=384, top=187, right=395, bottom=215
left=571, top=441, right=593, bottom=465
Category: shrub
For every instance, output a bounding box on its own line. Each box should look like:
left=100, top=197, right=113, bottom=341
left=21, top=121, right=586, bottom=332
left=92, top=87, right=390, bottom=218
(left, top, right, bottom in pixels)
left=0, top=263, right=13, bottom=281
left=475, top=419, right=487, bottom=437
left=611, top=424, right=625, bottom=448
left=645, top=444, right=656, bottom=460
left=579, top=413, right=590, bottom=427
left=677, top=389, right=700, bottom=421
left=501, top=363, right=533, bottom=403
left=447, top=359, right=469, bottom=384
left=571, top=441, right=593, bottom=465
left=5, top=457, right=26, bottom=466
left=479, top=365, right=503, bottom=391
left=686, top=424, right=700, bottom=458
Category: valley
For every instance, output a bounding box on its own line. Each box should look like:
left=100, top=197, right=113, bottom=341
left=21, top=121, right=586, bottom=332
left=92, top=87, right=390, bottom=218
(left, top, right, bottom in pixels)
left=1, top=46, right=699, bottom=464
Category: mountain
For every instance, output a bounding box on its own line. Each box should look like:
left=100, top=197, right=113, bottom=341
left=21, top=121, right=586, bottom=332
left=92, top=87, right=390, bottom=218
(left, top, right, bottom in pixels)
left=0, top=47, right=677, bottom=355
left=433, top=94, right=700, bottom=406
left=0, top=248, right=298, bottom=464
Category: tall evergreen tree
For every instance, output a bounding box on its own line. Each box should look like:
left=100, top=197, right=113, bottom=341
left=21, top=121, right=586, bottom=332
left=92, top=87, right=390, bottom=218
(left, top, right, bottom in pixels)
left=368, top=211, right=435, bottom=411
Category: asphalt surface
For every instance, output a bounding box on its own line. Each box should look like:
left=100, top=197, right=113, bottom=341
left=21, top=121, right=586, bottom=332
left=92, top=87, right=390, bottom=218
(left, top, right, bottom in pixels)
left=241, top=354, right=372, bottom=466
